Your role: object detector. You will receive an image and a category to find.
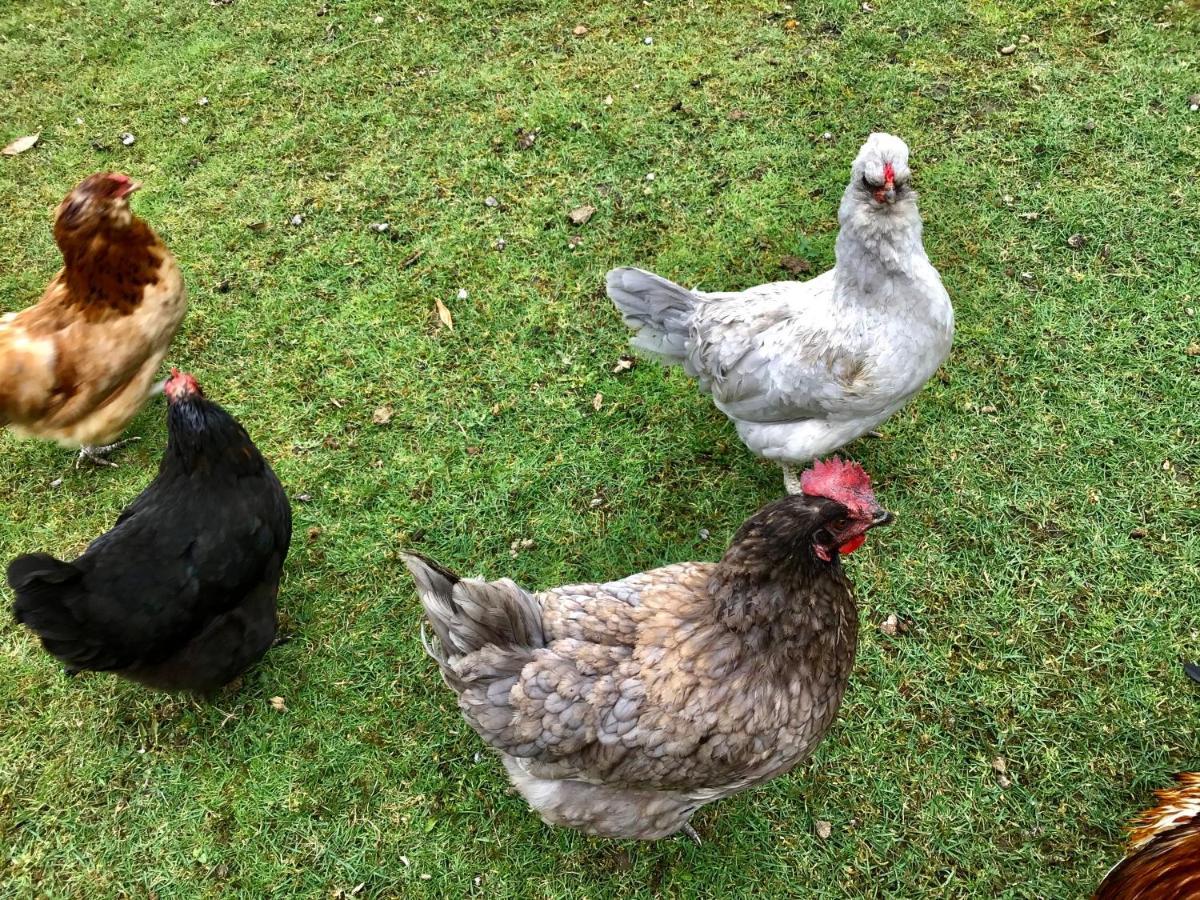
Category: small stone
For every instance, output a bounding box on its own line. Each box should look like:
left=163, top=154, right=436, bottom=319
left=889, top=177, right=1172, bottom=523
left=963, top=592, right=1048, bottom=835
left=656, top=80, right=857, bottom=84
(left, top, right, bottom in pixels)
left=589, top=497, right=604, bottom=508
left=494, top=238, right=506, bottom=251
left=290, top=214, right=304, bottom=226
left=369, top=222, right=389, bottom=232
left=296, top=493, right=312, bottom=503
left=1189, top=94, right=1200, bottom=112
left=1066, top=233, right=1088, bottom=249
left=456, top=288, right=469, bottom=301
left=50, top=477, right=63, bottom=488
left=179, top=115, right=190, bottom=125
left=120, top=132, right=136, bottom=146
left=1083, top=119, right=1097, bottom=132
left=821, top=131, right=833, bottom=141
left=373, top=14, right=384, bottom=23
left=999, top=44, right=1017, bottom=55
left=880, top=614, right=900, bottom=636
left=572, top=24, right=588, bottom=36
left=698, top=528, right=710, bottom=540
left=815, top=820, right=833, bottom=839
left=644, top=172, right=655, bottom=181
left=372, top=405, right=393, bottom=425
left=643, top=36, right=653, bottom=45
left=198, top=96, right=210, bottom=105
left=270, top=696, right=287, bottom=712
left=567, top=205, right=596, bottom=226
left=484, top=196, right=499, bottom=208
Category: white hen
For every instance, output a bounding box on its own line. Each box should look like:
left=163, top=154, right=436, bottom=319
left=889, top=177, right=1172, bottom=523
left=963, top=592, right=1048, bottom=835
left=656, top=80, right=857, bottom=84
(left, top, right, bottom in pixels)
left=607, top=133, right=954, bottom=493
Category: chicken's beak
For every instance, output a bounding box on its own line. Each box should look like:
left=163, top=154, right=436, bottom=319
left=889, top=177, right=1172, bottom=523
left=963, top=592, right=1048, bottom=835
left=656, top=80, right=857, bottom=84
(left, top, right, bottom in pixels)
left=121, top=179, right=143, bottom=198
left=882, top=178, right=896, bottom=204
left=871, top=509, right=895, bottom=527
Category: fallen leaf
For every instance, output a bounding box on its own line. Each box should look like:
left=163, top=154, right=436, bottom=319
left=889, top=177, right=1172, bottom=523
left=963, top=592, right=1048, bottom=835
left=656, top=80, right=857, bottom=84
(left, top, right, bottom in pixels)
left=2, top=133, right=39, bottom=156
left=728, top=108, right=747, bottom=121
left=434, top=298, right=454, bottom=330
left=572, top=24, right=588, bottom=36
left=991, top=757, right=1008, bottom=775
left=999, top=44, right=1017, bottom=55
left=372, top=405, right=393, bottom=425
left=515, top=128, right=537, bottom=150
left=270, top=696, right=287, bottom=712
left=780, top=255, right=813, bottom=276
left=611, top=356, right=635, bottom=374
left=568, top=205, right=596, bottom=226
left=815, top=820, right=832, bottom=839
left=1186, top=343, right=1200, bottom=356
left=880, top=614, right=900, bottom=637
left=784, top=19, right=798, bottom=30
left=1066, top=233, right=1088, bottom=249
left=592, top=392, right=603, bottom=411
left=306, top=526, right=322, bottom=542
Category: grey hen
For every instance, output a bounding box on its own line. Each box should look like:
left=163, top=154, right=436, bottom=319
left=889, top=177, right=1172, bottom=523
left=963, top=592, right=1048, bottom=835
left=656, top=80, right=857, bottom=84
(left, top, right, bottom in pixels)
left=403, top=457, right=892, bottom=841
left=607, top=133, right=953, bottom=493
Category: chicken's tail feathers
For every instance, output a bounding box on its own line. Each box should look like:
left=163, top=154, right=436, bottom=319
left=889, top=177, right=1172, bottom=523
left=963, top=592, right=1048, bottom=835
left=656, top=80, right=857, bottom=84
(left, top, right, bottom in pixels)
left=606, top=266, right=697, bottom=364
left=7, top=553, right=112, bottom=671
left=401, top=552, right=545, bottom=668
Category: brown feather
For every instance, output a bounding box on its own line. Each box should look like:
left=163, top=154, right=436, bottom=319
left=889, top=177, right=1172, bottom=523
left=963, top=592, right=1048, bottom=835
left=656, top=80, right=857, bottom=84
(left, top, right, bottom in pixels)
left=1095, top=774, right=1200, bottom=899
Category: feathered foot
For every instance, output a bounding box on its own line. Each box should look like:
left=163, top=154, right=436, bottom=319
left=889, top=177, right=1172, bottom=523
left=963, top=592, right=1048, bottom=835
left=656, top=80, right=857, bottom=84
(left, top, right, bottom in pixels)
left=680, top=823, right=702, bottom=846
left=76, top=437, right=140, bottom=469
left=782, top=463, right=804, bottom=495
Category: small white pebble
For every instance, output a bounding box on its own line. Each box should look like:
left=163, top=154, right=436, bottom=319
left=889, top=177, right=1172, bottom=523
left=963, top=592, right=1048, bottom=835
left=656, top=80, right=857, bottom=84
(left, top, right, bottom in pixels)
left=644, top=172, right=655, bottom=181
left=643, top=36, right=653, bottom=45
left=290, top=214, right=304, bottom=226
left=484, top=196, right=499, bottom=207
left=822, top=131, right=833, bottom=141
left=369, top=222, right=389, bottom=232
left=494, top=238, right=506, bottom=250
left=198, top=96, right=210, bottom=105
left=698, top=528, right=710, bottom=540
left=120, top=132, right=135, bottom=146
left=50, top=477, right=63, bottom=488
left=373, top=15, right=384, bottom=23
left=179, top=115, right=190, bottom=125
left=456, top=288, right=469, bottom=301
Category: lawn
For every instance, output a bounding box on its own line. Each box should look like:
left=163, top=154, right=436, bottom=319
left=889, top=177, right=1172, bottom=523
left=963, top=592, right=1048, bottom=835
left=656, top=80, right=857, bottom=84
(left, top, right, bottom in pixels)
left=1, top=0, right=1198, bottom=896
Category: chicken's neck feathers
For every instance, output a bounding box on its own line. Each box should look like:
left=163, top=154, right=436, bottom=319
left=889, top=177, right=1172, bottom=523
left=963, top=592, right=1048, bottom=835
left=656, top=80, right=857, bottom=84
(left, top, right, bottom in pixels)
left=833, top=194, right=930, bottom=303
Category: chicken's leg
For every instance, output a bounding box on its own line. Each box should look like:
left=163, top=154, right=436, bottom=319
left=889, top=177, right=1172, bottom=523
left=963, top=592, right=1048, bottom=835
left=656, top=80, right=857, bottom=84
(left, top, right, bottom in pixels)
left=76, top=437, right=140, bottom=469
left=782, top=463, right=804, bottom=495
left=680, top=823, right=703, bottom=846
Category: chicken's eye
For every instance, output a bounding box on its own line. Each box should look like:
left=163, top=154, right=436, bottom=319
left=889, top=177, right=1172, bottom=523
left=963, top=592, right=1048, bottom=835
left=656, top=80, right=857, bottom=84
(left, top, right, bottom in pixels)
left=831, top=517, right=849, bottom=531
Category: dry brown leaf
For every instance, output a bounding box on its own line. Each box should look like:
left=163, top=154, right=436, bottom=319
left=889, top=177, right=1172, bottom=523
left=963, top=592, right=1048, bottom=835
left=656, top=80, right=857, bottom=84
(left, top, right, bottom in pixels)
left=2, top=133, right=39, bottom=156
left=572, top=24, right=588, bottom=36
left=434, top=298, right=454, bottom=330
left=372, top=405, right=393, bottom=425
left=612, top=356, right=635, bottom=374
left=270, top=696, right=287, bottom=712
left=592, top=392, right=603, bottom=411
left=815, top=820, right=832, bottom=839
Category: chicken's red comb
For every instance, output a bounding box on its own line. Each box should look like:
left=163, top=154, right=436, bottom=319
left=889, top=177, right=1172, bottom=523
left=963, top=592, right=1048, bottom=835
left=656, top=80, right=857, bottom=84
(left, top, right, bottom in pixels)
left=883, top=162, right=895, bottom=183
left=800, top=457, right=877, bottom=513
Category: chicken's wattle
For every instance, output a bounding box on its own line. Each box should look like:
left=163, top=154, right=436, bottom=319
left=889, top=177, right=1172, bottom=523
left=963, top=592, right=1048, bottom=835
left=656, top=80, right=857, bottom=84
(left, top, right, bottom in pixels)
left=838, top=534, right=867, bottom=555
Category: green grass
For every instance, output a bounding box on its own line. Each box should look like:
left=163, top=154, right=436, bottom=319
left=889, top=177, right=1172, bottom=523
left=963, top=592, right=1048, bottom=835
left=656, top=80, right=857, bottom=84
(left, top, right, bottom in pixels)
left=1, top=0, right=1198, bottom=896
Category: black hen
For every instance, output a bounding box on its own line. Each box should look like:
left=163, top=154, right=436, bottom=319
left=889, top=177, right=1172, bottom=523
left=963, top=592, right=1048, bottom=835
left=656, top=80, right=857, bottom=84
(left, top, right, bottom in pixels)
left=7, top=370, right=292, bottom=693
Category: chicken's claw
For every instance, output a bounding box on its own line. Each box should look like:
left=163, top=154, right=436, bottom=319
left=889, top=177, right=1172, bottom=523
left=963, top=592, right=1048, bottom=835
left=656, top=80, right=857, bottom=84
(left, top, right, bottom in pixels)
left=75, top=437, right=140, bottom=469
left=680, top=823, right=703, bottom=846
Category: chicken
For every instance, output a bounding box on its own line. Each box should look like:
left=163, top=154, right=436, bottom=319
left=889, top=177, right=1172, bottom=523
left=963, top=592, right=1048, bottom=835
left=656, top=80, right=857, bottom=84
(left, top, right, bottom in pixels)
left=1094, top=773, right=1200, bottom=899
left=403, top=457, right=892, bottom=841
left=7, top=370, right=292, bottom=693
left=0, top=172, right=186, bottom=466
left=607, top=133, right=953, bottom=493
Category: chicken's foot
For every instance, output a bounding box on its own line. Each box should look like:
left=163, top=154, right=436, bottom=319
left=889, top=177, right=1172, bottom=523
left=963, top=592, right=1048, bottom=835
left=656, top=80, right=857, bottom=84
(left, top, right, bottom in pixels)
left=680, top=823, right=703, bottom=846
left=782, top=463, right=804, bottom=495
left=76, top=437, right=140, bottom=469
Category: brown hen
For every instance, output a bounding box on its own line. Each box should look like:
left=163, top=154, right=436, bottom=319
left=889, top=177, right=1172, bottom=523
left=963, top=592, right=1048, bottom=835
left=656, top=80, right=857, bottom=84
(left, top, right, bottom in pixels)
left=1094, top=773, right=1200, bottom=899
left=403, top=458, right=892, bottom=841
left=0, top=173, right=186, bottom=466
